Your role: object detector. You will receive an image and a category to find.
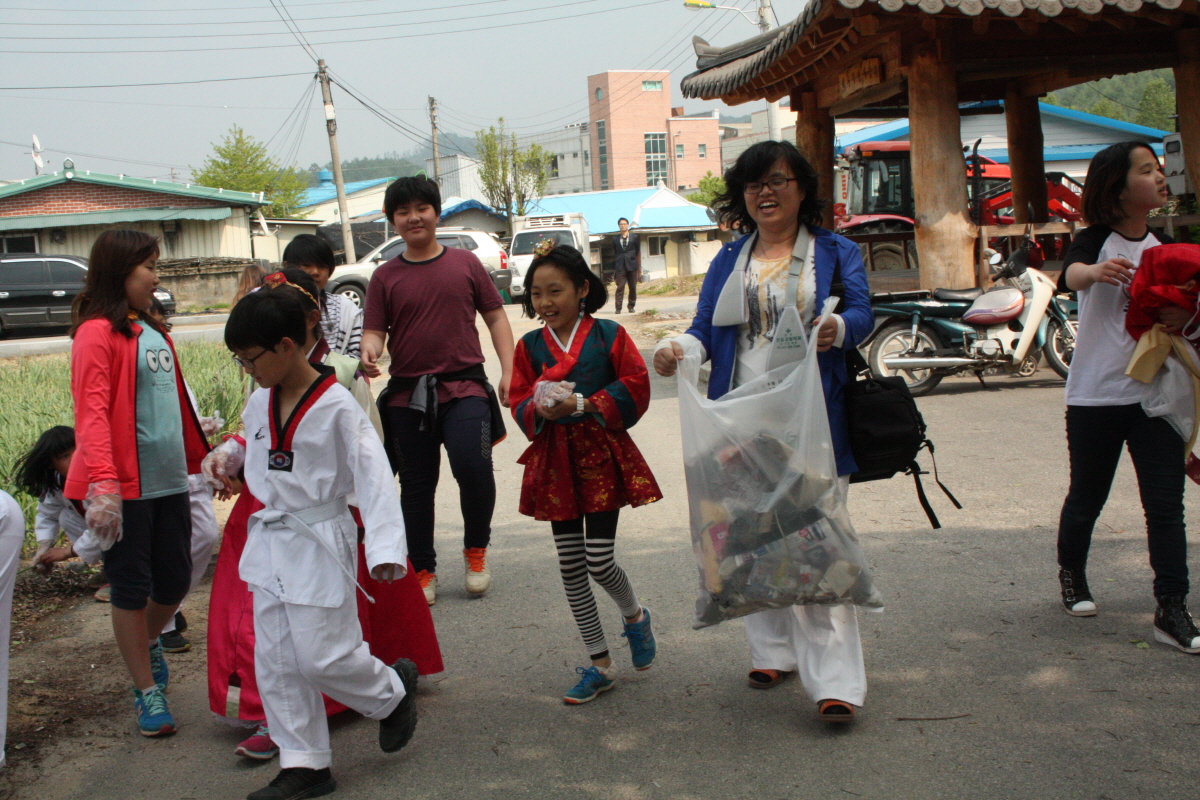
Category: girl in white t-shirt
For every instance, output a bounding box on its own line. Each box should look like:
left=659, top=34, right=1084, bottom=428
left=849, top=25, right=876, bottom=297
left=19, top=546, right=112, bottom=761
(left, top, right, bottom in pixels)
left=1056, top=141, right=1199, bottom=654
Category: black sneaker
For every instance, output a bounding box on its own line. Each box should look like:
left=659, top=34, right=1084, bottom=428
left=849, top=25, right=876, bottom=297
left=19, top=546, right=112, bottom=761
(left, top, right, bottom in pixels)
left=247, top=767, right=336, bottom=800
left=1059, top=568, right=1097, bottom=617
left=159, top=629, right=191, bottom=654
left=174, top=611, right=188, bottom=634
left=379, top=658, right=418, bottom=753
left=1154, top=595, right=1200, bottom=654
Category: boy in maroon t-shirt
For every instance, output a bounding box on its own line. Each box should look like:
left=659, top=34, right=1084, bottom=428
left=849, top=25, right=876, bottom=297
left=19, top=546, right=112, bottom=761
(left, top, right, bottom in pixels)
left=362, top=176, right=515, bottom=605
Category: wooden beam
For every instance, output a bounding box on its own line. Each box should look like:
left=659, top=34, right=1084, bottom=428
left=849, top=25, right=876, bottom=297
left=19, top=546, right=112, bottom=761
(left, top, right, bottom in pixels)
left=1052, top=15, right=1090, bottom=34
left=1014, top=16, right=1041, bottom=36
left=828, top=75, right=906, bottom=117
left=906, top=44, right=977, bottom=290
left=1176, top=29, right=1200, bottom=205
left=972, top=13, right=990, bottom=35
left=1101, top=14, right=1137, bottom=31
left=1004, top=86, right=1049, bottom=224
left=794, top=91, right=836, bottom=229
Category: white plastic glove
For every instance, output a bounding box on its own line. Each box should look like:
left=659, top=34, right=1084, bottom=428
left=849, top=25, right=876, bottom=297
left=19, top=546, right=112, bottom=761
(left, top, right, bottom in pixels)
left=533, top=380, right=576, bottom=408
left=84, top=481, right=123, bottom=551
left=199, top=413, right=225, bottom=438
left=201, top=437, right=245, bottom=491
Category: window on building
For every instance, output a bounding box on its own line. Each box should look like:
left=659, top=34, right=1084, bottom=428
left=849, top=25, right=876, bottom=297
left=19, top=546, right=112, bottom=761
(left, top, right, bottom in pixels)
left=550, top=155, right=560, bottom=178
left=595, top=87, right=603, bottom=101
left=642, top=80, right=663, bottom=91
left=647, top=236, right=668, bottom=256
left=597, top=120, right=609, bottom=190
left=1, top=234, right=37, bottom=253
left=678, top=185, right=687, bottom=192
left=698, top=143, right=707, bottom=159
left=675, top=143, right=684, bottom=159
left=644, top=133, right=668, bottom=185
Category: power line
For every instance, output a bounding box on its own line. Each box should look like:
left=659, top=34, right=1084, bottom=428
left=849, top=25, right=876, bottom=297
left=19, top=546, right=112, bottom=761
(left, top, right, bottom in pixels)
left=0, top=91, right=424, bottom=112
left=0, top=0, right=445, bottom=12
left=0, top=138, right=188, bottom=171
left=269, top=0, right=321, bottom=62
left=1, top=0, right=667, bottom=54
left=4, top=0, right=599, bottom=32
left=0, top=72, right=310, bottom=90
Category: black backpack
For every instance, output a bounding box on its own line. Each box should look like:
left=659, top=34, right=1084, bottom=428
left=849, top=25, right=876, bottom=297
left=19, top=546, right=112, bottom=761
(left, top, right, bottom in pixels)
left=842, top=346, right=960, bottom=528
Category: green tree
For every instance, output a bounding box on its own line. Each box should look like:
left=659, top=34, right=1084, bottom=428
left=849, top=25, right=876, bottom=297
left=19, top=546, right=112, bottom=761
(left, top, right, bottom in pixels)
left=192, top=126, right=311, bottom=218
left=1135, top=77, right=1176, bottom=131
left=686, top=171, right=726, bottom=207
left=1088, top=98, right=1125, bottom=122
left=476, top=119, right=551, bottom=232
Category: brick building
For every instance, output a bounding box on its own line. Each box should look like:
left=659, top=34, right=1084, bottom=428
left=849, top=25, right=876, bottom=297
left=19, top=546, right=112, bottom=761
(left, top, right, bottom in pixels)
left=587, top=71, right=721, bottom=193
left=0, top=165, right=268, bottom=306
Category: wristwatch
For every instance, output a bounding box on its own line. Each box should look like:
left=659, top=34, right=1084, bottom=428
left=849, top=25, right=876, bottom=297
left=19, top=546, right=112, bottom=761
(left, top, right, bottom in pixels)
left=571, top=393, right=586, bottom=417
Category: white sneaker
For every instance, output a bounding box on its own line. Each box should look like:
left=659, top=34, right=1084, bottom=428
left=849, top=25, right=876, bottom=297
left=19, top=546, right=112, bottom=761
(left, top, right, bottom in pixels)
left=417, top=570, right=437, bottom=606
left=463, top=548, right=491, bottom=595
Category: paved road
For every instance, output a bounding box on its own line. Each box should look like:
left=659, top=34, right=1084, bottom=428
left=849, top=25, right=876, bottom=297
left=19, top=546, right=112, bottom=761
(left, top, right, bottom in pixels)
left=9, top=298, right=1200, bottom=800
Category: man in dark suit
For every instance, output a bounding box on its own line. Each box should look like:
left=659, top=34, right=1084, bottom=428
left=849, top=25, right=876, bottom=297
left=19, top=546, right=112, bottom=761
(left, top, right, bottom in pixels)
left=611, top=217, right=640, bottom=314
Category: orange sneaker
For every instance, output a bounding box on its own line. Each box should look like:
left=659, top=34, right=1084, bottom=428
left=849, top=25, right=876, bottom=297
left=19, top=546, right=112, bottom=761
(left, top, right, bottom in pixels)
left=416, top=570, right=437, bottom=606
left=463, top=548, right=491, bottom=595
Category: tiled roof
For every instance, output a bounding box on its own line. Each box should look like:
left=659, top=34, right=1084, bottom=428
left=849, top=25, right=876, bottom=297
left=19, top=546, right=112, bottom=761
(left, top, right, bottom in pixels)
left=681, top=0, right=1187, bottom=100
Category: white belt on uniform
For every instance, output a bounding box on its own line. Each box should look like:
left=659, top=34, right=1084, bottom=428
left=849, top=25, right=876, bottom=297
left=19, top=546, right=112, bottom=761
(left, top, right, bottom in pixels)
left=258, top=498, right=375, bottom=604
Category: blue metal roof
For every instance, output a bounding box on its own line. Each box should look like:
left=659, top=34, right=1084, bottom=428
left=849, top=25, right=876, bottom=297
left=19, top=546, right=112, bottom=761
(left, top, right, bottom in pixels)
left=834, top=102, right=1169, bottom=155
left=299, top=176, right=393, bottom=208
left=440, top=198, right=505, bottom=222
left=529, top=186, right=711, bottom=234
left=978, top=142, right=1165, bottom=164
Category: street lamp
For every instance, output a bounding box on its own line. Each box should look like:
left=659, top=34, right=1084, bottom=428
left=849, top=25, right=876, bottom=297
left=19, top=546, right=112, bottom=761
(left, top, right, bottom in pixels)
left=683, top=0, right=783, bottom=142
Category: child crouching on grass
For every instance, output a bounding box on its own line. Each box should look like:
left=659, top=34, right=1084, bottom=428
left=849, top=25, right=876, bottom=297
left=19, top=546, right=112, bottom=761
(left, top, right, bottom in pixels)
left=219, top=280, right=418, bottom=800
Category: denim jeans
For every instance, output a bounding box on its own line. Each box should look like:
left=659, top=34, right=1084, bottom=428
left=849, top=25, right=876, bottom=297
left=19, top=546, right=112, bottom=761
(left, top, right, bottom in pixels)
left=1057, top=404, right=1188, bottom=597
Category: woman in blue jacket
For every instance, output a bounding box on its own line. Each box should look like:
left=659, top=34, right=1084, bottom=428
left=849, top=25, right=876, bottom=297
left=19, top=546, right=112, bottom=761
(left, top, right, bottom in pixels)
left=655, top=140, right=873, bottom=723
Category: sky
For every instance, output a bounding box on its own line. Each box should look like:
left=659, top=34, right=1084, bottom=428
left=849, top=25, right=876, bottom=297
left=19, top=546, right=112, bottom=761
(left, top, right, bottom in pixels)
left=0, top=0, right=808, bottom=183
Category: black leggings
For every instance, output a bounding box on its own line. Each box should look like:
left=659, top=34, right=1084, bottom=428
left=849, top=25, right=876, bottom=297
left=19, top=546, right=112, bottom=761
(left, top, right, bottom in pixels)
left=551, top=510, right=641, bottom=660
left=1057, top=404, right=1188, bottom=598
left=387, top=397, right=496, bottom=574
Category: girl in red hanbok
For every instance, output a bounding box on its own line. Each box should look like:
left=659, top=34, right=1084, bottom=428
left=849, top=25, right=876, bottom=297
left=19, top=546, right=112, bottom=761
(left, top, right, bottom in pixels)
left=509, top=242, right=662, bottom=705
left=203, top=269, right=442, bottom=760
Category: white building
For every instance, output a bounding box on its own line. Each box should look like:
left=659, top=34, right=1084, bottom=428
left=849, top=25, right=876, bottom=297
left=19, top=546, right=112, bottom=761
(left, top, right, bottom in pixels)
left=298, top=170, right=393, bottom=225
left=515, top=123, right=593, bottom=195
left=425, top=154, right=487, bottom=204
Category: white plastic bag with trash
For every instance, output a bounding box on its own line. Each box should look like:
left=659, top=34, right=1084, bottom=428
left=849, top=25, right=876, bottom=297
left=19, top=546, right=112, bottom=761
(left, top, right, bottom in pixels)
left=676, top=307, right=883, bottom=629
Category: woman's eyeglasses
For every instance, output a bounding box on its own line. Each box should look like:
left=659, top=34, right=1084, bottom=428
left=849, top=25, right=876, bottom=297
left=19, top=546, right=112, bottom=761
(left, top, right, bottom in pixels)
left=744, top=177, right=797, bottom=195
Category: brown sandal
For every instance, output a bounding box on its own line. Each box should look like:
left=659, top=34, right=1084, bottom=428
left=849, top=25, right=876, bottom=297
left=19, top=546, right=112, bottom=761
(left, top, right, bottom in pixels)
left=816, top=699, right=856, bottom=723
left=747, top=669, right=789, bottom=689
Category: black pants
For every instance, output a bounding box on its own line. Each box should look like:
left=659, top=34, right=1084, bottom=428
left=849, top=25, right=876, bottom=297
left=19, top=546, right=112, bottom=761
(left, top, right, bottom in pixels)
left=613, top=269, right=637, bottom=312
left=1057, top=404, right=1188, bottom=598
left=105, top=491, right=193, bottom=611
left=387, top=396, right=496, bottom=574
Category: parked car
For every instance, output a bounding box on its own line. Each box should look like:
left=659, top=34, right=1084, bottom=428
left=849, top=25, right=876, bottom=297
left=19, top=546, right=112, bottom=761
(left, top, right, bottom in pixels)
left=0, top=253, right=175, bottom=336
left=327, top=227, right=512, bottom=307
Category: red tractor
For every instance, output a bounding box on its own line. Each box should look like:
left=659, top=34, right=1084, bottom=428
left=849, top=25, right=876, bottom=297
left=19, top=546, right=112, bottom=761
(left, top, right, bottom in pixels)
left=834, top=140, right=1084, bottom=271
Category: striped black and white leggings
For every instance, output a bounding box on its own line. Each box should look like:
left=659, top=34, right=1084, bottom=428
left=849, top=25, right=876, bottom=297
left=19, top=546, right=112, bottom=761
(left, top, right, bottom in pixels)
left=551, top=509, right=642, bottom=660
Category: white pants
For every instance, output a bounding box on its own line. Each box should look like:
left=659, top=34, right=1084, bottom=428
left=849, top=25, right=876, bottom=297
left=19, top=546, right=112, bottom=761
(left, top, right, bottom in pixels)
left=161, top=476, right=219, bottom=635
left=743, top=603, right=867, bottom=706
left=253, top=587, right=404, bottom=769
left=0, top=492, right=25, bottom=768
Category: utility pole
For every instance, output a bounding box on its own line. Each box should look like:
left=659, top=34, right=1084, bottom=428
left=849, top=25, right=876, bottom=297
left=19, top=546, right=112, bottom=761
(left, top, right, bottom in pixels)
left=317, top=59, right=356, bottom=264
left=758, top=0, right=784, bottom=142
left=429, top=96, right=441, bottom=181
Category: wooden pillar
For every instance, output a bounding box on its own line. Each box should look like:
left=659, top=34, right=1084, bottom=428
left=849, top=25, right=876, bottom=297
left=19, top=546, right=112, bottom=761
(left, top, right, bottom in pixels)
left=1176, top=30, right=1200, bottom=198
left=793, top=90, right=836, bottom=229
left=1004, top=85, right=1048, bottom=223
left=907, top=44, right=976, bottom=289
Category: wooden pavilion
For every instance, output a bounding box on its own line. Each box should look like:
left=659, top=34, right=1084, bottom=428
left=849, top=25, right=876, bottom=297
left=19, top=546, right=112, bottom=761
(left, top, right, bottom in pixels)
left=680, top=0, right=1200, bottom=290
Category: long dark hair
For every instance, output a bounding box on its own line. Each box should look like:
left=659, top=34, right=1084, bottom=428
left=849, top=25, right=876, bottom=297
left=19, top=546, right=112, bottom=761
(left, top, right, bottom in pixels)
left=12, top=426, right=75, bottom=499
left=70, top=228, right=162, bottom=338
left=520, top=244, right=607, bottom=319
left=1081, top=141, right=1159, bottom=226
left=714, top=140, right=824, bottom=234
left=225, top=269, right=317, bottom=353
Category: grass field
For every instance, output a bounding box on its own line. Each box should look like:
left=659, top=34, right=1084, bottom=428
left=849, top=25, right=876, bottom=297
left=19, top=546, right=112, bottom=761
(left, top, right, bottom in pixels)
left=0, top=341, right=245, bottom=552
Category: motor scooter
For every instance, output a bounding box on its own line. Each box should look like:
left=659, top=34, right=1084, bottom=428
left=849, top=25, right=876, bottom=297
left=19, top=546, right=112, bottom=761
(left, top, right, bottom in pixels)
left=863, top=232, right=1077, bottom=396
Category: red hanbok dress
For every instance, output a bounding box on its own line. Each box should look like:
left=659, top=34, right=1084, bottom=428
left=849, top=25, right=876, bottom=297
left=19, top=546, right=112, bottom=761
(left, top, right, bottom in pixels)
left=510, top=315, right=662, bottom=521
left=207, top=343, right=443, bottom=724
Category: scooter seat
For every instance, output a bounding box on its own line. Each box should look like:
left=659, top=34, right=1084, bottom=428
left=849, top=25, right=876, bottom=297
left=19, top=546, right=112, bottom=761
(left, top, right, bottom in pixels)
left=933, top=287, right=984, bottom=301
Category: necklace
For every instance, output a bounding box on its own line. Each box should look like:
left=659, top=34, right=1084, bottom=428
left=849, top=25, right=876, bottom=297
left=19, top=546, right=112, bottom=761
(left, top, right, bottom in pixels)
left=754, top=237, right=794, bottom=261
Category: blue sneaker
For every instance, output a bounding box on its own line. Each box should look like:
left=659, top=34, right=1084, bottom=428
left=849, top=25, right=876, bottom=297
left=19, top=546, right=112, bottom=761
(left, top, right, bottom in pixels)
left=621, top=607, right=657, bottom=670
left=149, top=638, right=169, bottom=690
left=563, top=666, right=615, bottom=705
left=134, top=685, right=176, bottom=737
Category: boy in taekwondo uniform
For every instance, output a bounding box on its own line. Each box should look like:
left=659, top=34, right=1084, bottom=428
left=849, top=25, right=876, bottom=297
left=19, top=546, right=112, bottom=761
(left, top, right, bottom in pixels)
left=213, top=274, right=418, bottom=800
